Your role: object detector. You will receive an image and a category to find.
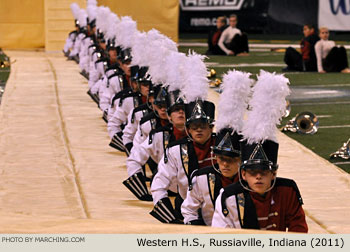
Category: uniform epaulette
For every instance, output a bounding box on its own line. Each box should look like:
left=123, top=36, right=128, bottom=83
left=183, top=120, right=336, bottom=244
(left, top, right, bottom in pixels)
left=149, top=124, right=172, bottom=135
left=105, top=63, right=120, bottom=72
left=275, top=177, right=303, bottom=205
left=107, top=70, right=123, bottom=80
left=111, top=88, right=131, bottom=107
left=69, top=30, right=78, bottom=36
left=88, top=43, right=98, bottom=49
left=118, top=91, right=140, bottom=107
left=95, top=58, right=107, bottom=64
left=192, top=166, right=217, bottom=178
left=140, top=111, right=157, bottom=125
left=133, top=103, right=149, bottom=114
left=148, top=124, right=172, bottom=145
left=222, top=181, right=244, bottom=197
left=166, top=137, right=190, bottom=149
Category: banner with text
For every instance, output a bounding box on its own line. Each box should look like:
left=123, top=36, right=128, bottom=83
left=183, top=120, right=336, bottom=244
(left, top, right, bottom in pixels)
left=319, top=0, right=350, bottom=31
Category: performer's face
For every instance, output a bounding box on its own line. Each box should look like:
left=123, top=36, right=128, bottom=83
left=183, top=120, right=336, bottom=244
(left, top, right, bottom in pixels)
left=217, top=155, right=240, bottom=179
left=303, top=25, right=313, bottom=37
left=229, top=17, right=237, bottom=28
left=241, top=169, right=276, bottom=195
left=319, top=28, right=329, bottom=40
left=139, top=82, right=150, bottom=97
left=169, top=106, right=185, bottom=128
left=120, top=61, right=131, bottom=77
left=100, top=42, right=106, bottom=50
left=154, top=104, right=168, bottom=120
left=108, top=49, right=117, bottom=64
left=188, top=122, right=212, bottom=145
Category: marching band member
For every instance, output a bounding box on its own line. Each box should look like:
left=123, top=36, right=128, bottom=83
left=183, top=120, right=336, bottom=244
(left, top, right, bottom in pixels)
left=181, top=70, right=252, bottom=225
left=63, top=3, right=80, bottom=57
left=150, top=52, right=216, bottom=223
left=212, top=71, right=308, bottom=233
left=123, top=89, right=186, bottom=201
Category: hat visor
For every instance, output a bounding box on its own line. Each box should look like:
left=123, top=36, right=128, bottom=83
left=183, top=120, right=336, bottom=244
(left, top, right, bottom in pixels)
left=213, top=149, right=240, bottom=158
left=241, top=160, right=278, bottom=171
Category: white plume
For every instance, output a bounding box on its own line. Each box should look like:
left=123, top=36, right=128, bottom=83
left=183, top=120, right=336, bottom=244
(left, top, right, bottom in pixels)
left=87, top=5, right=97, bottom=22
left=242, top=70, right=290, bottom=144
left=87, top=0, right=97, bottom=7
left=182, top=51, right=208, bottom=102
left=70, top=3, right=80, bottom=19
left=77, top=9, right=87, bottom=27
left=162, top=51, right=187, bottom=92
left=140, top=29, right=178, bottom=84
left=130, top=31, right=149, bottom=66
left=96, top=6, right=110, bottom=34
left=115, top=16, right=138, bottom=49
left=216, top=70, right=253, bottom=133
left=105, top=12, right=120, bottom=40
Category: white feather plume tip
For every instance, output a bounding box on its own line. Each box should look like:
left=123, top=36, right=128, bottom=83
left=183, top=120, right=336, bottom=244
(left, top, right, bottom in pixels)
left=216, top=70, right=253, bottom=133
left=87, top=5, right=97, bottom=21
left=96, top=7, right=110, bottom=34
left=70, top=3, right=80, bottom=19
left=182, top=51, right=208, bottom=102
left=115, top=16, right=137, bottom=49
left=242, top=70, right=290, bottom=144
left=87, top=0, right=97, bottom=7
left=77, top=9, right=87, bottom=27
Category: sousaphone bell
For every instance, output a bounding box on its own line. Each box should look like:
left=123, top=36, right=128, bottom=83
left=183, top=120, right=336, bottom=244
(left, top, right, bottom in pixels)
left=281, top=111, right=319, bottom=134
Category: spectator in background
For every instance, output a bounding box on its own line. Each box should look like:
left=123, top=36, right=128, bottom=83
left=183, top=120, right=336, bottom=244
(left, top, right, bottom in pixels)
left=218, top=14, right=249, bottom=56
left=283, top=24, right=319, bottom=72
left=315, top=27, right=350, bottom=73
left=206, top=16, right=227, bottom=55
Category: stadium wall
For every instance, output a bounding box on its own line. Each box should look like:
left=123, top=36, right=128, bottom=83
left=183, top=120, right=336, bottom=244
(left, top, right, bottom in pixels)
left=0, top=0, right=178, bottom=50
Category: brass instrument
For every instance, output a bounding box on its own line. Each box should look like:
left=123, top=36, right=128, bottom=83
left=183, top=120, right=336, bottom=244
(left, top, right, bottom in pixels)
left=281, top=111, right=319, bottom=134
left=330, top=138, right=350, bottom=160
left=207, top=69, right=216, bottom=78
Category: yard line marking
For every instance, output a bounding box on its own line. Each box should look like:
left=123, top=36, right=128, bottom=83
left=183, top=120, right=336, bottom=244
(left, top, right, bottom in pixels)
left=205, top=62, right=285, bottom=67
left=292, top=101, right=350, bottom=105
left=317, top=115, right=332, bottom=118
left=179, top=42, right=350, bottom=50
left=304, top=90, right=341, bottom=95
left=332, top=161, right=350, bottom=165
left=319, top=125, right=350, bottom=129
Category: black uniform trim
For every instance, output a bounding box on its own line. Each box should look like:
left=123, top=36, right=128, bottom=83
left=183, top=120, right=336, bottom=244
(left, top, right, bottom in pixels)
left=166, top=137, right=190, bottom=149
left=148, top=124, right=172, bottom=144
left=131, top=103, right=150, bottom=123
left=190, top=165, right=222, bottom=207
left=118, top=91, right=141, bottom=107
left=69, top=30, right=78, bottom=37
left=140, top=111, right=157, bottom=125
left=111, top=88, right=131, bottom=107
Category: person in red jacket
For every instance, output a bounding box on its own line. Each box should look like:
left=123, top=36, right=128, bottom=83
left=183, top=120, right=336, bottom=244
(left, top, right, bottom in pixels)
left=283, top=24, right=319, bottom=72
left=206, top=16, right=227, bottom=55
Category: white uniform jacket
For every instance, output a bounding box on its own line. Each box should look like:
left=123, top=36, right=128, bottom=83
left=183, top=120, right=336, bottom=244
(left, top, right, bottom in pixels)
left=151, top=137, right=198, bottom=205
left=107, top=92, right=143, bottom=139
left=182, top=165, right=228, bottom=226
left=132, top=111, right=163, bottom=148
left=99, top=68, right=124, bottom=113
left=63, top=31, right=78, bottom=53
left=69, top=32, right=85, bottom=57
left=127, top=124, right=174, bottom=177
left=89, top=58, right=106, bottom=91
left=122, top=103, right=151, bottom=147
left=79, top=36, right=92, bottom=72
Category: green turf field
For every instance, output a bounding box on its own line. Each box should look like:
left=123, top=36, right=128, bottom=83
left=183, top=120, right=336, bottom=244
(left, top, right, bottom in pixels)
left=179, top=39, right=350, bottom=173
